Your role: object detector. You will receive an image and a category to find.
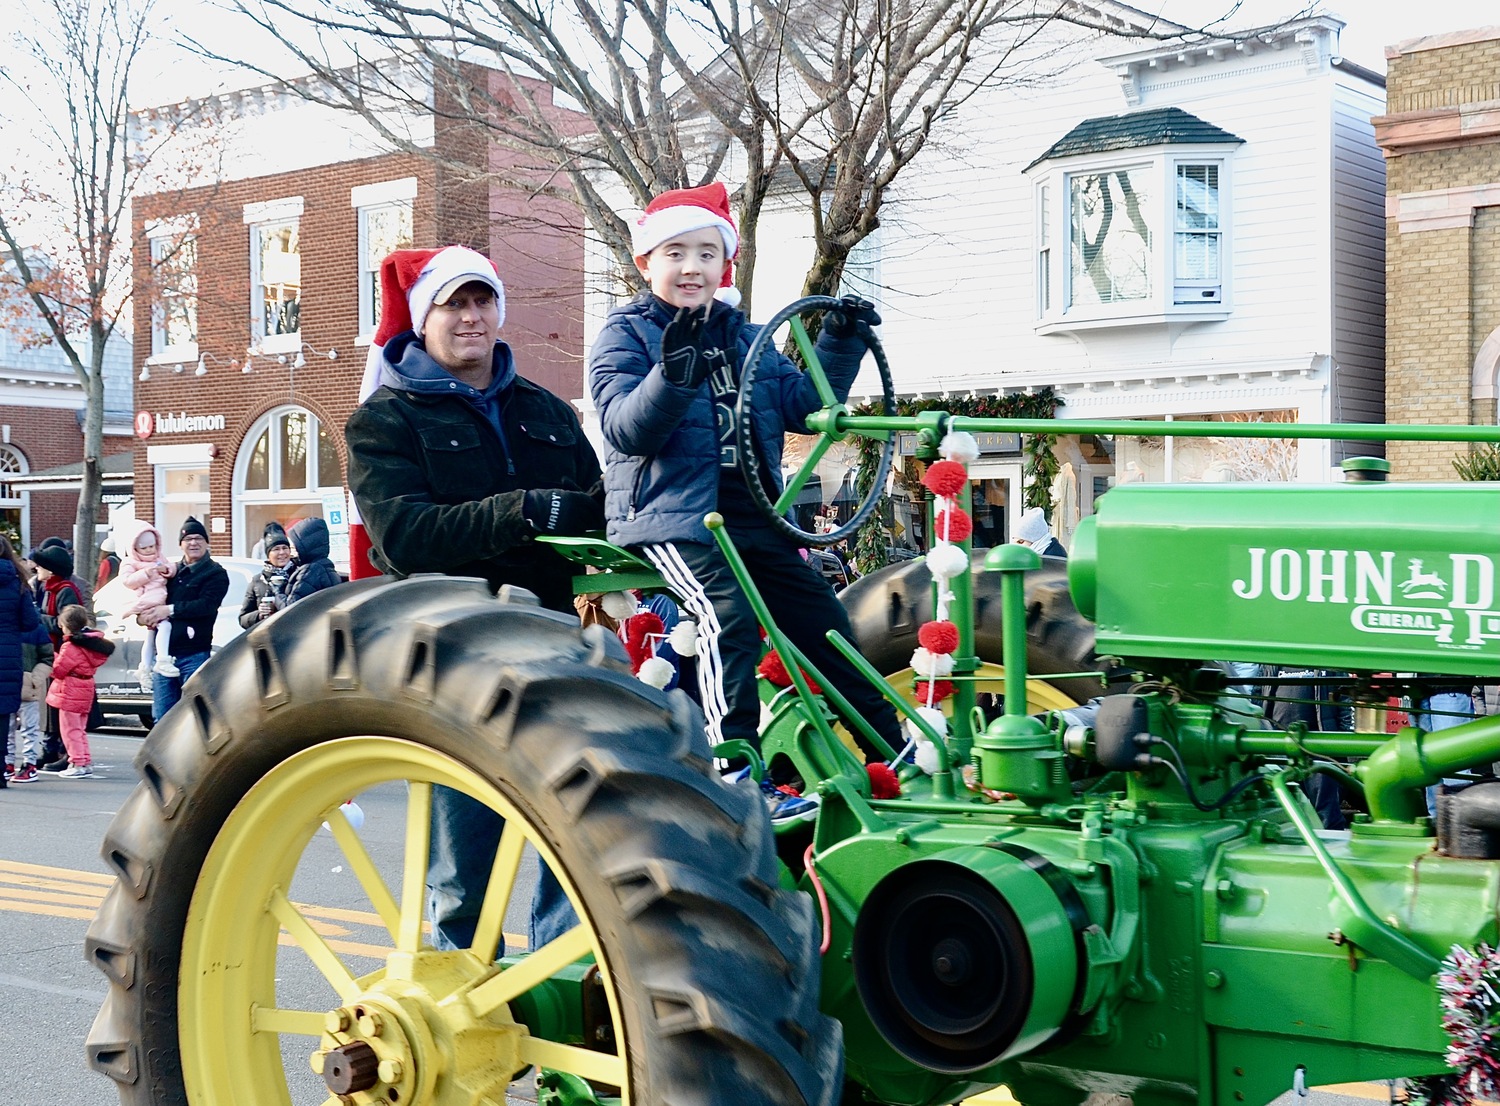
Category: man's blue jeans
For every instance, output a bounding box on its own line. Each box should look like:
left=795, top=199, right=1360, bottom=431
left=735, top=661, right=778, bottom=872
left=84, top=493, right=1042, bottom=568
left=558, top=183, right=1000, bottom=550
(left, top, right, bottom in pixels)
left=151, top=651, right=210, bottom=724
left=426, top=785, right=578, bottom=955
left=1414, top=691, right=1476, bottom=817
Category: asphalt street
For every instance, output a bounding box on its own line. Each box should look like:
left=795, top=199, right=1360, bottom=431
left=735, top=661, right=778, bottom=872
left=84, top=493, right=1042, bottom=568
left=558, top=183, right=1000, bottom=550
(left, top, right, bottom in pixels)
left=0, top=721, right=1413, bottom=1106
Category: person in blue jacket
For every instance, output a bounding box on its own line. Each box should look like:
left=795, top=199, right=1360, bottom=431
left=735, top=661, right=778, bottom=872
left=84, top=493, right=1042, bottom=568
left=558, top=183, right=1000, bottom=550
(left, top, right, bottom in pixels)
left=589, top=182, right=903, bottom=823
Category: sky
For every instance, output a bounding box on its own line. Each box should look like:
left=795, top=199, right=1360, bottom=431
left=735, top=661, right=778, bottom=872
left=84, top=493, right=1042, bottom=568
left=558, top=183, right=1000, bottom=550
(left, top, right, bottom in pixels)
left=98, top=0, right=1500, bottom=108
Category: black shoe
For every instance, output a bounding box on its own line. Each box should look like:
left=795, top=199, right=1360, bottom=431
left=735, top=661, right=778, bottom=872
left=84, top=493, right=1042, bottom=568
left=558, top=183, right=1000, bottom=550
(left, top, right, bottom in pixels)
left=39, top=757, right=71, bottom=774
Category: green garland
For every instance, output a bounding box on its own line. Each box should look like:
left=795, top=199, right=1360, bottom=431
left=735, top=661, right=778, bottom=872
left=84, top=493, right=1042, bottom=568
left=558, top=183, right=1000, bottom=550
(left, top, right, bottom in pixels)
left=848, top=390, right=1060, bottom=575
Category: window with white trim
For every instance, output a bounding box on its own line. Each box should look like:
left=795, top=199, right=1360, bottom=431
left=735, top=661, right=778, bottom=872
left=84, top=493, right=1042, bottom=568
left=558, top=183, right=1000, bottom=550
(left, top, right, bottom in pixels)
left=234, top=405, right=344, bottom=563
left=1029, top=148, right=1234, bottom=332
left=148, top=227, right=198, bottom=360
left=252, top=220, right=301, bottom=346
left=358, top=201, right=413, bottom=336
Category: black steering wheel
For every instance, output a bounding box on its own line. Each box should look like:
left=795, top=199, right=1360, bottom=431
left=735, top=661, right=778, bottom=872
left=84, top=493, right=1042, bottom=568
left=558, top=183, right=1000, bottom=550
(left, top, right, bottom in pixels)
left=735, top=295, right=897, bottom=548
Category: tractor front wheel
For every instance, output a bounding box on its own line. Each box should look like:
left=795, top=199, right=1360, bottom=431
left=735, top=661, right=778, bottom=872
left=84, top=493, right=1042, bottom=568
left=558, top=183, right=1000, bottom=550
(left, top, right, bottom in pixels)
left=84, top=575, right=841, bottom=1106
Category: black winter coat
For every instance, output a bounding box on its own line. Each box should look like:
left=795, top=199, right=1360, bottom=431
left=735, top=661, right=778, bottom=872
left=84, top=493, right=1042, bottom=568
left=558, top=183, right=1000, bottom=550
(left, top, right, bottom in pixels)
left=286, top=517, right=342, bottom=604
left=163, top=555, right=230, bottom=659
left=0, top=560, right=41, bottom=715
left=239, top=561, right=291, bottom=629
left=346, top=373, right=602, bottom=613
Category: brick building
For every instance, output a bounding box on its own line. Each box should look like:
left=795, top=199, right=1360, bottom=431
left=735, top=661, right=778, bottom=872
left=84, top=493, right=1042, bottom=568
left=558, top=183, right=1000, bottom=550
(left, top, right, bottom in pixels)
left=129, top=63, right=585, bottom=569
left=1374, top=26, right=1500, bottom=479
left=0, top=257, right=135, bottom=551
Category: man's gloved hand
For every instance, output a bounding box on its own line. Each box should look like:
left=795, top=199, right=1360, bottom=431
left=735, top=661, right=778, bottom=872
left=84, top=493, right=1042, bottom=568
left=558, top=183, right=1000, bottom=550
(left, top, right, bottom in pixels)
left=821, top=295, right=881, bottom=340
left=523, top=489, right=604, bottom=535
left=660, top=304, right=710, bottom=388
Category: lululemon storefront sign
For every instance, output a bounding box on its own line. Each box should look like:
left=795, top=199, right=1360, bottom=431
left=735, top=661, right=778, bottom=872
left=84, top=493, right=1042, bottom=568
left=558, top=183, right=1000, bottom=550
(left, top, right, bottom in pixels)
left=152, top=411, right=226, bottom=434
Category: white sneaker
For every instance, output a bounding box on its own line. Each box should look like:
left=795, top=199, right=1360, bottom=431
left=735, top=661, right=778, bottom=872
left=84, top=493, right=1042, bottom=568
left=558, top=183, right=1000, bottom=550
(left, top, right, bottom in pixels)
left=154, top=655, right=180, bottom=678
left=135, top=662, right=153, bottom=691
left=58, top=764, right=94, bottom=779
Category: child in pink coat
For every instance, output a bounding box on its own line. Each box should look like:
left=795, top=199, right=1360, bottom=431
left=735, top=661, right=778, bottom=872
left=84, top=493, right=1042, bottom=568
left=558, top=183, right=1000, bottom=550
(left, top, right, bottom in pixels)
left=118, top=524, right=178, bottom=686
left=45, top=605, right=115, bottom=779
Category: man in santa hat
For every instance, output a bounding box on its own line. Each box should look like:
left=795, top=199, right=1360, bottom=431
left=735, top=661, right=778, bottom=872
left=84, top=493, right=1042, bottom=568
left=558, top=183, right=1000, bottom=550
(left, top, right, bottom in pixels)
left=345, top=244, right=604, bottom=954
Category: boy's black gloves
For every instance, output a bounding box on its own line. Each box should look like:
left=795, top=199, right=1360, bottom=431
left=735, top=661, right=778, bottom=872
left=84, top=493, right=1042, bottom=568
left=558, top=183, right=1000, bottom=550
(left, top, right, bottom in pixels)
left=660, top=304, right=710, bottom=388
left=523, top=489, right=604, bottom=535
left=822, top=295, right=881, bottom=340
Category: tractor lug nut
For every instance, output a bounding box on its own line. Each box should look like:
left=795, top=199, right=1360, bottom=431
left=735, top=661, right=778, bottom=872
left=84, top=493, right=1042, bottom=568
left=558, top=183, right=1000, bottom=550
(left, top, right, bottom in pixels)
left=325, top=1008, right=351, bottom=1034
left=310, top=1050, right=326, bottom=1074
left=357, top=1010, right=385, bottom=1037
left=377, top=1058, right=404, bottom=1083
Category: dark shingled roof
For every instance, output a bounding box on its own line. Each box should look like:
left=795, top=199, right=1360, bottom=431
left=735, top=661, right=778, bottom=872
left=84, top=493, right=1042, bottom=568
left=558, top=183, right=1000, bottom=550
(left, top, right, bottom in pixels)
left=1027, top=107, right=1243, bottom=171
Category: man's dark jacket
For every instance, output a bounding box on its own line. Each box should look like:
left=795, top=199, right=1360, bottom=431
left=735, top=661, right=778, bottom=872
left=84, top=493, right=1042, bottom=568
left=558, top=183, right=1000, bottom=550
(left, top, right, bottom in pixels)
left=164, top=555, right=230, bottom=659
left=345, top=336, right=602, bottom=613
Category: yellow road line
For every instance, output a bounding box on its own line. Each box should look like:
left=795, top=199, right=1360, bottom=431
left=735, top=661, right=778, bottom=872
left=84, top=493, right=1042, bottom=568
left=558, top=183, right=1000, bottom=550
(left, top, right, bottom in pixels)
left=4, top=861, right=529, bottom=950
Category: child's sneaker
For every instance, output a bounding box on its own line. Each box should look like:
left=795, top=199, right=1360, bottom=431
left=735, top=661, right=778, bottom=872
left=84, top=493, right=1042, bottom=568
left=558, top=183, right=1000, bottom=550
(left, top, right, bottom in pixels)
left=39, top=756, right=70, bottom=773
left=136, top=661, right=153, bottom=691
left=723, top=768, right=819, bottom=824
left=760, top=778, right=819, bottom=824
left=3, top=761, right=14, bottom=780
left=10, top=763, right=38, bottom=783
left=153, top=655, right=180, bottom=678
left=58, top=764, right=94, bottom=779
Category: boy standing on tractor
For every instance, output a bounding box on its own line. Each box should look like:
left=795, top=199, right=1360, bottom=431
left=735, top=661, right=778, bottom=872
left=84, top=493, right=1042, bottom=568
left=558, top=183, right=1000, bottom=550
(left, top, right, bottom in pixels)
left=589, top=182, right=903, bottom=823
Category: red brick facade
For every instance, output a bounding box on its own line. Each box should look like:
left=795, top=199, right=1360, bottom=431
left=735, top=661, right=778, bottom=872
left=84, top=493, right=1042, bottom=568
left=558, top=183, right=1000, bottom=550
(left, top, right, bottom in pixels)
left=129, top=72, right=586, bottom=564
left=0, top=403, right=134, bottom=550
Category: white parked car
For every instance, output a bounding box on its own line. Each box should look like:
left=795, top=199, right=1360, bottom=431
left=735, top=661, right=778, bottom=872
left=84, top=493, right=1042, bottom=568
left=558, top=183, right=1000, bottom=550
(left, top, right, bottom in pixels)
left=92, top=557, right=262, bottom=727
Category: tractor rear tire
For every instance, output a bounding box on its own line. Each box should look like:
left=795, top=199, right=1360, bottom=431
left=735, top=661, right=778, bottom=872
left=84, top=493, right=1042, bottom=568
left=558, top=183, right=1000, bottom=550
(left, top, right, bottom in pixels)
left=840, top=554, right=1108, bottom=709
left=84, top=575, right=841, bottom=1106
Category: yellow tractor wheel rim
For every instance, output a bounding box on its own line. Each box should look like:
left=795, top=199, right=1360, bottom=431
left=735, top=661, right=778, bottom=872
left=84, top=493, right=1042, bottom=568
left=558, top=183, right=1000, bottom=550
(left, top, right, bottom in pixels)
left=178, top=735, right=626, bottom=1105
left=887, top=660, right=1081, bottom=715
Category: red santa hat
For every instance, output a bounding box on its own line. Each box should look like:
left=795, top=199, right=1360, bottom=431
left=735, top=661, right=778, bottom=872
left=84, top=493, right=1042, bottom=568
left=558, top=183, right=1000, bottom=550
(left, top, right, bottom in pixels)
left=630, top=182, right=741, bottom=307
left=348, top=245, right=504, bottom=579
left=355, top=246, right=506, bottom=406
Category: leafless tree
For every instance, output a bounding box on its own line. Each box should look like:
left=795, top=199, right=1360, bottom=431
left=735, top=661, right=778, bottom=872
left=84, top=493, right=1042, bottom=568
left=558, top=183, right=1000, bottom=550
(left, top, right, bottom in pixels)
left=202, top=0, right=1316, bottom=313
left=0, top=0, right=219, bottom=583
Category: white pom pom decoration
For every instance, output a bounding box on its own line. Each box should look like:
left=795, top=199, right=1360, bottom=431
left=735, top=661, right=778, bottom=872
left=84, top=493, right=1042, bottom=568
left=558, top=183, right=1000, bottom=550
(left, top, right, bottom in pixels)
left=909, top=647, right=955, bottom=679
left=940, top=430, right=981, bottom=465
left=914, top=740, right=943, bottom=775
left=637, top=655, right=675, bottom=688
left=907, top=705, right=948, bottom=744
left=926, top=542, right=968, bottom=581
left=667, top=618, right=698, bottom=655
left=601, top=591, right=638, bottom=621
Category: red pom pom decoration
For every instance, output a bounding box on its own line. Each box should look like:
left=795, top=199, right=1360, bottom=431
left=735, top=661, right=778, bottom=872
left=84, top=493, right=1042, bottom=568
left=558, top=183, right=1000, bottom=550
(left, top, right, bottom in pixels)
left=918, top=620, right=960, bottom=655
left=922, top=460, right=968, bottom=498
left=621, top=611, right=664, bottom=674
left=915, top=679, right=955, bottom=703
left=757, top=650, right=822, bottom=694
left=866, top=762, right=901, bottom=799
left=934, top=505, right=973, bottom=543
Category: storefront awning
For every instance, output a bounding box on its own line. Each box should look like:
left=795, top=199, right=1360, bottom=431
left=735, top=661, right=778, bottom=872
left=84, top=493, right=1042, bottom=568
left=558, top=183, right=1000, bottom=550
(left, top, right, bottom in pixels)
left=7, top=452, right=135, bottom=493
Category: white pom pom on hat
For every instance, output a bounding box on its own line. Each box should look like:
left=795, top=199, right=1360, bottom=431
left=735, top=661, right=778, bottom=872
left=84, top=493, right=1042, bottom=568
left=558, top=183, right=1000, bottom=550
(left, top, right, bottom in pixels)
left=631, top=182, right=742, bottom=307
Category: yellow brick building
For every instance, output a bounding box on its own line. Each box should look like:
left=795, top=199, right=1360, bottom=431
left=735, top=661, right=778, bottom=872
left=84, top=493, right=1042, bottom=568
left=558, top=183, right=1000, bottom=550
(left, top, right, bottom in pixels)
left=1374, top=26, right=1500, bottom=479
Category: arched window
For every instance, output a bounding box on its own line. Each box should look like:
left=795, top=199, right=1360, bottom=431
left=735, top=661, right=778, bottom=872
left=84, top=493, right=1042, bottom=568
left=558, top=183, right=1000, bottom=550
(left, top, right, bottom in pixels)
left=0, top=445, right=27, bottom=547
left=233, top=405, right=343, bottom=563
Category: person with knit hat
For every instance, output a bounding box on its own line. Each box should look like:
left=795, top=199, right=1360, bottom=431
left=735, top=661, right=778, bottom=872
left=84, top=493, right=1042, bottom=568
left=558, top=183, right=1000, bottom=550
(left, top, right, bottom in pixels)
left=344, top=244, right=604, bottom=955
left=30, top=542, right=83, bottom=772
left=588, top=181, right=901, bottom=825
left=138, top=516, right=228, bottom=724
left=239, top=526, right=293, bottom=628
left=1013, top=505, right=1066, bottom=559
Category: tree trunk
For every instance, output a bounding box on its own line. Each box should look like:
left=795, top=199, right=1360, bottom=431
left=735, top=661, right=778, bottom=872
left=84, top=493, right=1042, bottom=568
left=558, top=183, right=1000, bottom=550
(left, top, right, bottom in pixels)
left=74, top=321, right=108, bottom=606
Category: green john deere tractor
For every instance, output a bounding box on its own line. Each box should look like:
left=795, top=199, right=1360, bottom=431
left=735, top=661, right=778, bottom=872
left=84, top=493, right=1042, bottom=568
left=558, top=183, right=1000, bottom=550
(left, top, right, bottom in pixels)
left=85, top=298, right=1500, bottom=1106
